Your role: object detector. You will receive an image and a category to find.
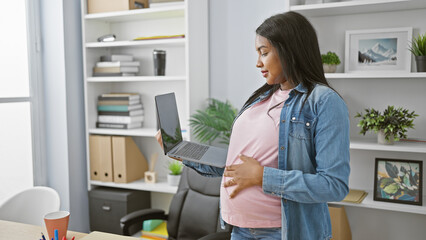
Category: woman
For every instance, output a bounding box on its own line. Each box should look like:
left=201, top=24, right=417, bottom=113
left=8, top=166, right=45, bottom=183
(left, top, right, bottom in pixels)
left=159, top=11, right=350, bottom=240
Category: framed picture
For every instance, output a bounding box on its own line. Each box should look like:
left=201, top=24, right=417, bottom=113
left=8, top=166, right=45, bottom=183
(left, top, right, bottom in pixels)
left=345, top=27, right=412, bottom=73
left=374, top=158, right=423, bottom=206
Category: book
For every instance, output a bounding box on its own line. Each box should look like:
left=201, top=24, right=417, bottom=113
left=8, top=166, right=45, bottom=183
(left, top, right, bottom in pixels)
left=92, top=72, right=136, bottom=77
left=97, top=115, right=144, bottom=124
left=93, top=66, right=139, bottom=73
left=141, top=222, right=168, bottom=239
left=95, top=61, right=140, bottom=67
left=99, top=93, right=140, bottom=100
left=143, top=220, right=164, bottom=232
left=133, top=34, right=185, bottom=41
left=342, top=189, right=368, bottom=203
left=100, top=54, right=133, bottom=62
left=98, top=109, right=144, bottom=116
left=98, top=99, right=140, bottom=105
left=97, top=104, right=142, bottom=112
left=96, top=122, right=142, bottom=129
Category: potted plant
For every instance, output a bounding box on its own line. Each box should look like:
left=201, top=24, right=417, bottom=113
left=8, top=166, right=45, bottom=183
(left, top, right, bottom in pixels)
left=321, top=51, right=341, bottom=73
left=409, top=33, right=426, bottom=72
left=355, top=106, right=418, bottom=145
left=167, top=160, right=183, bottom=186
left=189, top=98, right=238, bottom=146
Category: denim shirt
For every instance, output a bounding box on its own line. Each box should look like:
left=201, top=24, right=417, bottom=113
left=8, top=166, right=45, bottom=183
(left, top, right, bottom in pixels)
left=184, top=83, right=350, bottom=240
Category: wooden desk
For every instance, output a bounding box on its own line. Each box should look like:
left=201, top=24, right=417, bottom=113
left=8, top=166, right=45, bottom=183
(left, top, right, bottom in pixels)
left=0, top=220, right=87, bottom=240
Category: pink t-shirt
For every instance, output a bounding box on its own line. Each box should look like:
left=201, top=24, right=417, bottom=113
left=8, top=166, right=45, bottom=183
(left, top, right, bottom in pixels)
left=221, top=88, right=291, bottom=228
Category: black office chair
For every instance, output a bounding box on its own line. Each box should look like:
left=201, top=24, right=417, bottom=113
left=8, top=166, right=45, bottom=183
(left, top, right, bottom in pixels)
left=120, top=167, right=231, bottom=240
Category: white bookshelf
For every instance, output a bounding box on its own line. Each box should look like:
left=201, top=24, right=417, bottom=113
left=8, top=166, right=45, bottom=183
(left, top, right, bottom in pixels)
left=325, top=72, right=426, bottom=79
left=350, top=138, right=426, bottom=153
left=86, top=75, right=186, bottom=83
left=91, top=179, right=178, bottom=194
left=85, top=38, right=186, bottom=48
left=284, top=0, right=426, bottom=237
left=330, top=190, right=426, bottom=215
left=81, top=0, right=209, bottom=200
left=290, top=0, right=426, bottom=17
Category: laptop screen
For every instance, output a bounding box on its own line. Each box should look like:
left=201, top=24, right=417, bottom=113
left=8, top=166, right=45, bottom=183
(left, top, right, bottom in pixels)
left=155, top=93, right=183, bottom=154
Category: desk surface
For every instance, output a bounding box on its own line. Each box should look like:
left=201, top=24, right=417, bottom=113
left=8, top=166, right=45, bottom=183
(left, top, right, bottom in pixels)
left=0, top=220, right=87, bottom=240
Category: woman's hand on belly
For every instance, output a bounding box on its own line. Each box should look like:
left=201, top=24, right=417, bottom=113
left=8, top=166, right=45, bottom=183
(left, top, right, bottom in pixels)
left=223, top=154, right=264, bottom=198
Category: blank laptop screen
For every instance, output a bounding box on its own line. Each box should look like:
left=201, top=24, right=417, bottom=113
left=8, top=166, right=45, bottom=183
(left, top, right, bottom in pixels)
left=155, top=93, right=183, bottom=153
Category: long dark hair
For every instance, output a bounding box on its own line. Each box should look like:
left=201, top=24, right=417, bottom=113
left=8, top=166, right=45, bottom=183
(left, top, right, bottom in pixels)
left=243, top=11, right=334, bottom=108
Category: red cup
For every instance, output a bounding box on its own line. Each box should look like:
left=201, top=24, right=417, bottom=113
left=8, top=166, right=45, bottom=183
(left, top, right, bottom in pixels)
left=44, top=211, right=70, bottom=240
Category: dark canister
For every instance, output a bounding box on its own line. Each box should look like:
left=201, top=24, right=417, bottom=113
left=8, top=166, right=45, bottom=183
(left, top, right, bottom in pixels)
left=415, top=56, right=426, bottom=72
left=153, top=49, right=166, bottom=76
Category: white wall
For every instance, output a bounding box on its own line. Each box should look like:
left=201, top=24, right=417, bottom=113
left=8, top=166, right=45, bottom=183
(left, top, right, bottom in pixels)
left=209, top=0, right=284, bottom=108
left=40, top=0, right=89, bottom=232
left=209, top=1, right=426, bottom=239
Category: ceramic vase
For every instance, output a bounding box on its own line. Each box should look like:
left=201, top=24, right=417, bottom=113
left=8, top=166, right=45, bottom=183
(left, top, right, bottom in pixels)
left=167, top=174, right=181, bottom=186
left=415, top=56, right=426, bottom=72
left=377, top=130, right=394, bottom=145
left=323, top=64, right=337, bottom=73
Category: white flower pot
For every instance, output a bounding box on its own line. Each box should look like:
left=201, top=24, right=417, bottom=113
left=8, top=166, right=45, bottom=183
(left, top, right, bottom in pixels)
left=377, top=130, right=394, bottom=145
left=323, top=64, right=337, bottom=73
left=167, top=174, right=181, bottom=186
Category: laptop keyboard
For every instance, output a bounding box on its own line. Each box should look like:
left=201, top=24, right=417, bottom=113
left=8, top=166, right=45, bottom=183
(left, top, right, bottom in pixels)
left=175, top=142, right=209, bottom=160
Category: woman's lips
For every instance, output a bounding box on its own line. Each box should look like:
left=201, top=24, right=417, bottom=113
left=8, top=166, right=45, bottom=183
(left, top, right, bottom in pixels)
left=261, top=71, right=268, bottom=77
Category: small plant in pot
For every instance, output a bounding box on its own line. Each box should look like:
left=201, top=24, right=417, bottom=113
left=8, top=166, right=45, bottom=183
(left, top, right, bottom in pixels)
left=409, top=33, right=426, bottom=72
left=321, top=51, right=341, bottom=73
left=355, top=106, right=418, bottom=145
left=167, top=160, right=183, bottom=186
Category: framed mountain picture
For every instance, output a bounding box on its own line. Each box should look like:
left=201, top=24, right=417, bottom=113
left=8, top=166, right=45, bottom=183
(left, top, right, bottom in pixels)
left=345, top=27, right=412, bottom=73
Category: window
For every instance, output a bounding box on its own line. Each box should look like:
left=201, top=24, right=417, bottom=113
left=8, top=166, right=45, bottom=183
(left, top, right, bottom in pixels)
left=0, top=0, right=41, bottom=202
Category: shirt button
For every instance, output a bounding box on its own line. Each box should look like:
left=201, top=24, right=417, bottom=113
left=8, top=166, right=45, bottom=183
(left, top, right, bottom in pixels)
left=306, top=122, right=310, bottom=127
left=281, top=120, right=286, bottom=123
left=280, top=146, right=285, bottom=150
left=291, top=117, right=296, bottom=121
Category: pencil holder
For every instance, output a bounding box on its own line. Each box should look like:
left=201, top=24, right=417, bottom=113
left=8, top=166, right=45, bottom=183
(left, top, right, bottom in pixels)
left=144, top=171, right=157, bottom=183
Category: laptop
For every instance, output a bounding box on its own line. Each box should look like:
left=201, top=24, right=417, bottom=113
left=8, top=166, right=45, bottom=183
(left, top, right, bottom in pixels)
left=155, top=93, right=227, bottom=168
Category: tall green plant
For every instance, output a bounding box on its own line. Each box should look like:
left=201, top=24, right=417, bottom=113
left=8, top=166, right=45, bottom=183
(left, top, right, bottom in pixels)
left=409, top=33, right=426, bottom=56
left=190, top=98, right=238, bottom=145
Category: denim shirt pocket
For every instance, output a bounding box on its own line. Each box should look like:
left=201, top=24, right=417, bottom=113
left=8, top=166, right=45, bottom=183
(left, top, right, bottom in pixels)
left=288, top=112, right=315, bottom=140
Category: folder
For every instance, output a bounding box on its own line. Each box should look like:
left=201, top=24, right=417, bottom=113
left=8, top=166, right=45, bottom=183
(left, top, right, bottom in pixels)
left=89, top=135, right=114, bottom=182
left=329, top=206, right=351, bottom=240
left=112, top=136, right=148, bottom=183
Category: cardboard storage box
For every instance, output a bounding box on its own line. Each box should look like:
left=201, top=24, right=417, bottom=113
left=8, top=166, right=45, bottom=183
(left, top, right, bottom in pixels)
left=87, top=0, right=149, bottom=14
left=89, top=187, right=151, bottom=234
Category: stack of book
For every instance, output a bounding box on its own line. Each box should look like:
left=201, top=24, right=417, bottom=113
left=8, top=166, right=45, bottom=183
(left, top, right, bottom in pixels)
left=342, top=189, right=368, bottom=204
left=141, top=221, right=168, bottom=239
left=93, top=54, right=140, bottom=77
left=96, top=93, right=144, bottom=129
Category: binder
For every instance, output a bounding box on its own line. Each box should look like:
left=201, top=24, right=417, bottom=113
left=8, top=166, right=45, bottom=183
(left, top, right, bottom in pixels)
left=329, top=205, right=352, bottom=240
left=89, top=135, right=114, bottom=182
left=112, top=136, right=148, bottom=183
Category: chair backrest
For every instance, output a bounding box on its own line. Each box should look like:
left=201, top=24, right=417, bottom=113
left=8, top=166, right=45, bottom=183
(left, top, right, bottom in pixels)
left=167, top=167, right=227, bottom=240
left=0, top=186, right=60, bottom=226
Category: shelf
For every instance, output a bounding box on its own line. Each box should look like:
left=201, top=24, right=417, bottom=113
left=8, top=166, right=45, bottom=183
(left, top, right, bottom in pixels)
left=330, top=190, right=426, bottom=215
left=326, top=72, right=426, bottom=79
left=89, top=128, right=157, bottom=137
left=325, top=72, right=426, bottom=79
left=87, top=76, right=187, bottom=82
left=291, top=0, right=426, bottom=17
left=85, top=38, right=186, bottom=48
left=91, top=178, right=177, bottom=194
left=84, top=3, right=185, bottom=22
left=350, top=138, right=426, bottom=153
